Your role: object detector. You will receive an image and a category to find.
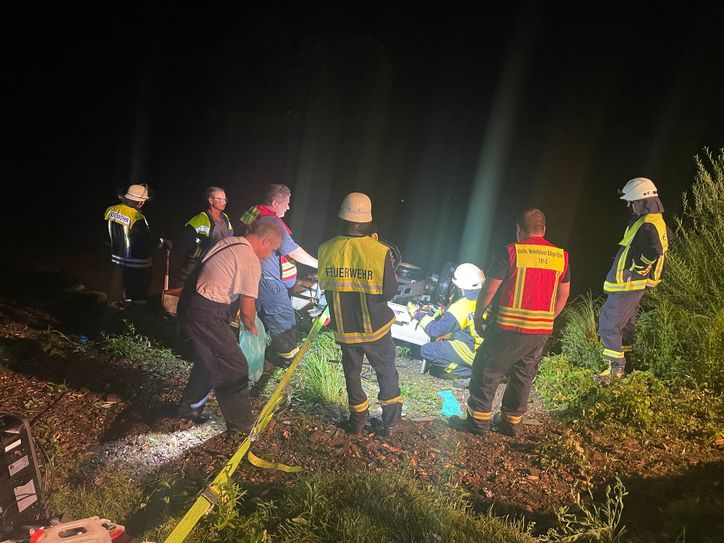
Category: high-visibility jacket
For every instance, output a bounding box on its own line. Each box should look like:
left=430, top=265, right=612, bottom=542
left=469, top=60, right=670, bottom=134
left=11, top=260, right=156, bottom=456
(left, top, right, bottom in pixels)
left=496, top=237, right=569, bottom=334
left=318, top=235, right=397, bottom=344
left=104, top=203, right=152, bottom=268
left=240, top=205, right=297, bottom=284
left=419, top=293, right=484, bottom=362
left=185, top=211, right=234, bottom=258
left=603, top=213, right=669, bottom=293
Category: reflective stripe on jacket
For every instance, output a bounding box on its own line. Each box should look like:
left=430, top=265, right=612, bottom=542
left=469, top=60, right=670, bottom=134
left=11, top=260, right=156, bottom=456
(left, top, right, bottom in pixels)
left=185, top=211, right=234, bottom=258
left=241, top=205, right=297, bottom=284
left=603, top=213, right=669, bottom=293
left=497, top=238, right=568, bottom=334
left=104, top=204, right=152, bottom=268
left=319, top=235, right=396, bottom=344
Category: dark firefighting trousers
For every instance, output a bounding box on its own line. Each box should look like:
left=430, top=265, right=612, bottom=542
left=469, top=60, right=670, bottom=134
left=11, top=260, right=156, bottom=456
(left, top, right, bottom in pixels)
left=340, top=333, right=402, bottom=427
left=467, top=325, right=548, bottom=430
left=421, top=340, right=473, bottom=379
left=179, top=292, right=252, bottom=430
left=598, top=290, right=645, bottom=370
left=112, top=265, right=151, bottom=303
left=257, top=275, right=298, bottom=364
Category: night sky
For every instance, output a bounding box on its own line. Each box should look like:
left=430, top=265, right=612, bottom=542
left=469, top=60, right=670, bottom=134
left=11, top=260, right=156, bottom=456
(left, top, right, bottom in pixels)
left=10, top=4, right=724, bottom=297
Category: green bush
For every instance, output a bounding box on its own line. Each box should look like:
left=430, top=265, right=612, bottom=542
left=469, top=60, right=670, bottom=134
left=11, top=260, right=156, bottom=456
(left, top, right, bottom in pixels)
left=535, top=355, right=598, bottom=412
left=639, top=148, right=724, bottom=391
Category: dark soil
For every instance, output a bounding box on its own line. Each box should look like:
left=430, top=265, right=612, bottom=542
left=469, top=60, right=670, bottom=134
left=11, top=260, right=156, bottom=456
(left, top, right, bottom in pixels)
left=1, top=267, right=722, bottom=541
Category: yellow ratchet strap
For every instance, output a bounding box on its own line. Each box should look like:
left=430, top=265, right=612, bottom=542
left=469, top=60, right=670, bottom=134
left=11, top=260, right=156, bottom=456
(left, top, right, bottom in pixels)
left=163, top=307, right=329, bottom=543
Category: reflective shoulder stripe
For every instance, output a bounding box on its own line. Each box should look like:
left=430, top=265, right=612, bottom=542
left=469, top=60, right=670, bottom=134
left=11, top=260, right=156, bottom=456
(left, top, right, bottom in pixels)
left=105, top=204, right=143, bottom=229
left=186, top=212, right=211, bottom=234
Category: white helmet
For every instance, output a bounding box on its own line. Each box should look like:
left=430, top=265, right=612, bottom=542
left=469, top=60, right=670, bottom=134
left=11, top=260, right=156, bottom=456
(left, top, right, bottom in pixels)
left=619, top=177, right=658, bottom=201
left=338, top=192, right=373, bottom=222
left=124, top=183, right=150, bottom=202
left=452, top=263, right=485, bottom=290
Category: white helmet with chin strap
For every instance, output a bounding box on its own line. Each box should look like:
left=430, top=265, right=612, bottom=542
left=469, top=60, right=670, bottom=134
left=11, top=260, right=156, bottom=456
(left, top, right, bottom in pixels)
left=452, top=263, right=485, bottom=290
left=619, top=177, right=658, bottom=201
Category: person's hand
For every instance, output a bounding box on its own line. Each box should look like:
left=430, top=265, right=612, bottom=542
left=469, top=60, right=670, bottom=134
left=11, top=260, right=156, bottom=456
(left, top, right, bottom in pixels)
left=246, top=324, right=258, bottom=336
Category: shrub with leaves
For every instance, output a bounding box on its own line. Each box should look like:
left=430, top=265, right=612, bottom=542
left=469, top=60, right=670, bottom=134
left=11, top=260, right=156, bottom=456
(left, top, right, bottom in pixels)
left=535, top=355, right=598, bottom=412
left=638, top=148, right=724, bottom=391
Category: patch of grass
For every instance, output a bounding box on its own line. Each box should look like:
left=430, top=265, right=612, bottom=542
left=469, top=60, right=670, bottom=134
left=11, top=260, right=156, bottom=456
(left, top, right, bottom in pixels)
left=296, top=331, right=346, bottom=407
left=541, top=477, right=628, bottom=543
left=47, top=471, right=144, bottom=526
left=99, top=321, right=181, bottom=370
left=560, top=293, right=605, bottom=371
left=395, top=344, right=412, bottom=358
left=194, top=471, right=536, bottom=543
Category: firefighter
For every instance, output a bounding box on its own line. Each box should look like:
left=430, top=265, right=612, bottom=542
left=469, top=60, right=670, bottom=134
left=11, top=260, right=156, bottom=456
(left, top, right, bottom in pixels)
left=177, top=186, right=234, bottom=286
left=449, top=209, right=570, bottom=437
left=240, top=184, right=318, bottom=367
left=410, top=263, right=486, bottom=387
left=104, top=183, right=163, bottom=303
left=318, top=192, right=403, bottom=436
left=596, top=177, right=670, bottom=383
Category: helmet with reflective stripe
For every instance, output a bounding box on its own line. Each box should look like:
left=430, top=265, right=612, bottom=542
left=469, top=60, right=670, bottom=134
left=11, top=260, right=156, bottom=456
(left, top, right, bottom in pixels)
left=338, top=192, right=373, bottom=222
left=452, top=263, right=485, bottom=290
left=619, top=177, right=658, bottom=201
left=124, top=183, right=150, bottom=202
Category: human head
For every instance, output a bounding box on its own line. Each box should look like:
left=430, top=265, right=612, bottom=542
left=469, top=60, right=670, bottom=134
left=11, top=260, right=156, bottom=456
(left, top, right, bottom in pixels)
left=452, top=263, right=485, bottom=291
left=516, top=209, right=546, bottom=240
left=122, top=183, right=151, bottom=208
left=265, top=184, right=292, bottom=218
left=206, top=186, right=227, bottom=212
left=246, top=220, right=282, bottom=260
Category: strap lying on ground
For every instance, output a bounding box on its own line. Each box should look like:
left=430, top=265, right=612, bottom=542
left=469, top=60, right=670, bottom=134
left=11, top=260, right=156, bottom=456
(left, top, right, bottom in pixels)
left=164, top=308, right=330, bottom=543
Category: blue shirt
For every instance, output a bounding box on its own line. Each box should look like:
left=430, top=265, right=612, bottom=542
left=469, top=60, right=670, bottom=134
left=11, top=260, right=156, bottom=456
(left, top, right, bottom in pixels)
left=258, top=215, right=300, bottom=284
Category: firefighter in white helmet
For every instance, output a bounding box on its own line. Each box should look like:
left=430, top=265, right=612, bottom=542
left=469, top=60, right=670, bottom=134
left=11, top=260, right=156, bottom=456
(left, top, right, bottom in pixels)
left=318, top=192, right=403, bottom=436
left=104, top=183, right=157, bottom=303
left=410, top=263, right=487, bottom=387
left=597, top=177, right=672, bottom=383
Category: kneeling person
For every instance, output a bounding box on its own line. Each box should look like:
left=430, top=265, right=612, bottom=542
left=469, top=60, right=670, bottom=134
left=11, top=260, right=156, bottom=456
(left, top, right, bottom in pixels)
left=413, top=263, right=486, bottom=386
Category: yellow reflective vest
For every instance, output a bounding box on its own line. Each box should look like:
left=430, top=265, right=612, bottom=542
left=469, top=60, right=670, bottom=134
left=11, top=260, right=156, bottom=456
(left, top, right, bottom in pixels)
left=604, top=213, right=669, bottom=293
left=318, top=235, right=396, bottom=344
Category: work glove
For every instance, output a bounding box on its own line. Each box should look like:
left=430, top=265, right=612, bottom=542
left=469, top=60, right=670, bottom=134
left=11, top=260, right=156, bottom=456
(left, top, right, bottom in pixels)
left=407, top=302, right=420, bottom=319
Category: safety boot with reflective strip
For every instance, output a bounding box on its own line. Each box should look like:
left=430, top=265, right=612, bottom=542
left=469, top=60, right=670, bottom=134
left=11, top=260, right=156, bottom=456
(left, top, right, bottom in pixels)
left=494, top=412, right=521, bottom=437
left=448, top=407, right=490, bottom=435
left=594, top=365, right=625, bottom=384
